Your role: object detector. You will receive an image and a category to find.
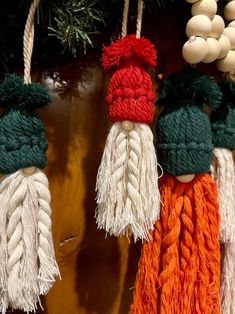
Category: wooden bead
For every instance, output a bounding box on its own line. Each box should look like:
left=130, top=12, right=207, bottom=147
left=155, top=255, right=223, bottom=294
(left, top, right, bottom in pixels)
left=228, top=20, right=235, bottom=28
left=217, top=35, right=231, bottom=59
left=210, top=15, right=225, bottom=38
left=202, top=37, right=220, bottom=63
left=186, top=15, right=212, bottom=38
left=121, top=120, right=134, bottom=131
left=223, top=27, right=235, bottom=49
left=192, top=0, right=217, bottom=19
left=224, top=1, right=235, bottom=21
left=216, top=50, right=235, bottom=72
left=23, top=166, right=36, bottom=175
left=182, top=36, right=208, bottom=64
left=176, top=174, right=195, bottom=183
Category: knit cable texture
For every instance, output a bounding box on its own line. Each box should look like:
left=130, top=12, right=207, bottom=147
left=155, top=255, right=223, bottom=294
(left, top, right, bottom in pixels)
left=102, top=35, right=157, bottom=124
left=0, top=75, right=50, bottom=174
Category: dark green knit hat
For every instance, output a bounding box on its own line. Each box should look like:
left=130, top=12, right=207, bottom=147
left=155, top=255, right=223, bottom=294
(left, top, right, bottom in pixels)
left=156, top=67, right=221, bottom=176
left=0, top=74, right=51, bottom=174
left=211, top=80, right=235, bottom=150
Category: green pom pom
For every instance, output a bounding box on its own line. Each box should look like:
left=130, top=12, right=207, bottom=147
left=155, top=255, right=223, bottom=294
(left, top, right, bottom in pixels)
left=0, top=74, right=51, bottom=110
left=157, top=67, right=221, bottom=110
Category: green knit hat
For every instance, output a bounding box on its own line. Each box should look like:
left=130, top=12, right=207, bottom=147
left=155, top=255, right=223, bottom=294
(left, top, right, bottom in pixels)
left=0, top=74, right=51, bottom=174
left=156, top=67, right=221, bottom=176
left=211, top=80, right=235, bottom=150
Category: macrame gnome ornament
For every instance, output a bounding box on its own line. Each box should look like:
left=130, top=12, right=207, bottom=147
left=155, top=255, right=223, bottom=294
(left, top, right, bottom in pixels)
left=130, top=67, right=222, bottom=314
left=0, top=0, right=59, bottom=312
left=96, top=0, right=160, bottom=241
left=210, top=80, right=235, bottom=314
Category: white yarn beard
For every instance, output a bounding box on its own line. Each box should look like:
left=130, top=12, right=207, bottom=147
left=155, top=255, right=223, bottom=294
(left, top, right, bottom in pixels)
left=220, top=242, right=235, bottom=314
left=96, top=122, right=160, bottom=242
left=211, top=148, right=235, bottom=242
left=0, top=168, right=60, bottom=313
left=211, top=148, right=235, bottom=314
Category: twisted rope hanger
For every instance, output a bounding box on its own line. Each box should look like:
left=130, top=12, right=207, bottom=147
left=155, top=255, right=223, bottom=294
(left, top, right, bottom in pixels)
left=121, top=0, right=144, bottom=38
left=23, top=0, right=40, bottom=84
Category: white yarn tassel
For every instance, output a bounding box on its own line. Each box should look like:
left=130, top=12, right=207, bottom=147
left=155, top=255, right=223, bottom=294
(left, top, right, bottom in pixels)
left=35, top=170, right=60, bottom=294
left=210, top=148, right=235, bottom=242
left=211, top=147, right=235, bottom=314
left=220, top=242, right=235, bottom=314
left=0, top=168, right=59, bottom=313
left=96, top=122, right=160, bottom=242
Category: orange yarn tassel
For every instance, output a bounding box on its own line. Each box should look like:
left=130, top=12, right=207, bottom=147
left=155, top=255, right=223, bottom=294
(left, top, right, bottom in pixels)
left=130, top=174, right=220, bottom=314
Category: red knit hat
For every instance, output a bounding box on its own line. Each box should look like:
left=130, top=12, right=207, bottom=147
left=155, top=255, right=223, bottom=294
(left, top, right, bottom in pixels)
left=102, top=35, right=157, bottom=124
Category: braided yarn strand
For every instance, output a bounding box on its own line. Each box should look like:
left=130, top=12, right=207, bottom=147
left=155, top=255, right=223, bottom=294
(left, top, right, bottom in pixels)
left=129, top=221, right=162, bottom=314
left=96, top=123, right=159, bottom=241
left=35, top=170, right=60, bottom=294
left=130, top=174, right=220, bottom=313
left=211, top=148, right=235, bottom=242
left=211, top=148, right=235, bottom=314
left=0, top=169, right=59, bottom=313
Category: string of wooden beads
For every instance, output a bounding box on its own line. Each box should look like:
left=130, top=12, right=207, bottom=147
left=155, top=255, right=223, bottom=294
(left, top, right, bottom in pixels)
left=182, top=0, right=233, bottom=65
left=216, top=0, right=235, bottom=76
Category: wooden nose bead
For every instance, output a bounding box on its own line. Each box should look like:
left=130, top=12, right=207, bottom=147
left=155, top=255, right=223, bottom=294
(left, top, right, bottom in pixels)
left=176, top=174, right=195, bottom=183
left=23, top=166, right=36, bottom=175
left=122, top=120, right=134, bottom=131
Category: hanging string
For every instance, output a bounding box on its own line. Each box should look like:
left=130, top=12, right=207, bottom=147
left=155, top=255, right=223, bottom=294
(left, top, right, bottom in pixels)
left=121, top=0, right=144, bottom=38
left=136, top=0, right=144, bottom=38
left=122, top=0, right=129, bottom=38
left=23, top=0, right=40, bottom=84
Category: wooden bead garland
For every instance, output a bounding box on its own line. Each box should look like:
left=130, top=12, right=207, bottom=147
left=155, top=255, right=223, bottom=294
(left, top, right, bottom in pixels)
left=216, top=1, right=235, bottom=77
left=182, top=0, right=235, bottom=74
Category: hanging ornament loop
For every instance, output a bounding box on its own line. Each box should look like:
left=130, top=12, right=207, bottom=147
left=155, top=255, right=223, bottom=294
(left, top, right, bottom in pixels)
left=121, top=0, right=144, bottom=39
left=23, top=0, right=40, bottom=84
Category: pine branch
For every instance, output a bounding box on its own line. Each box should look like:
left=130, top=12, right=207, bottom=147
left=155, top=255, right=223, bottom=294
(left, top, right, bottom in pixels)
left=49, top=0, right=105, bottom=57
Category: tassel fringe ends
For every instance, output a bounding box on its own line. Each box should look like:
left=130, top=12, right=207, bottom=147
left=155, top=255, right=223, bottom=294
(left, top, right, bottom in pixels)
left=96, top=122, right=160, bottom=242
left=220, top=242, right=235, bottom=314
left=130, top=174, right=220, bottom=314
left=0, top=168, right=59, bottom=313
left=211, top=148, right=235, bottom=242
left=211, top=148, right=235, bottom=314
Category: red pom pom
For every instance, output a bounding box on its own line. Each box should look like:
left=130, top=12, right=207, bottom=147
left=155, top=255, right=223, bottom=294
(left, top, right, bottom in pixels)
left=102, top=35, right=157, bottom=72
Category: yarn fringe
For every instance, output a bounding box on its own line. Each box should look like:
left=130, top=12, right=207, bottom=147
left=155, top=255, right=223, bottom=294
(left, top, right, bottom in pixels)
left=0, top=168, right=60, bottom=313
left=211, top=148, right=235, bottom=242
left=130, top=174, right=220, bottom=313
left=220, top=242, right=235, bottom=314
left=96, top=122, right=160, bottom=242
left=211, top=147, right=235, bottom=314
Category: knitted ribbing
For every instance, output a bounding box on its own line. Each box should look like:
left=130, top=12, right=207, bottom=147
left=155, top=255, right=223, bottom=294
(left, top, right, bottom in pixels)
left=157, top=106, right=214, bottom=175
left=0, top=109, right=47, bottom=174
left=156, top=67, right=221, bottom=176
left=102, top=35, right=157, bottom=124
left=0, top=75, right=50, bottom=174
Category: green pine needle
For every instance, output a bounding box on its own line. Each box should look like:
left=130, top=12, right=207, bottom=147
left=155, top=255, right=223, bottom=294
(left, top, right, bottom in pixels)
left=49, top=0, right=104, bottom=57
